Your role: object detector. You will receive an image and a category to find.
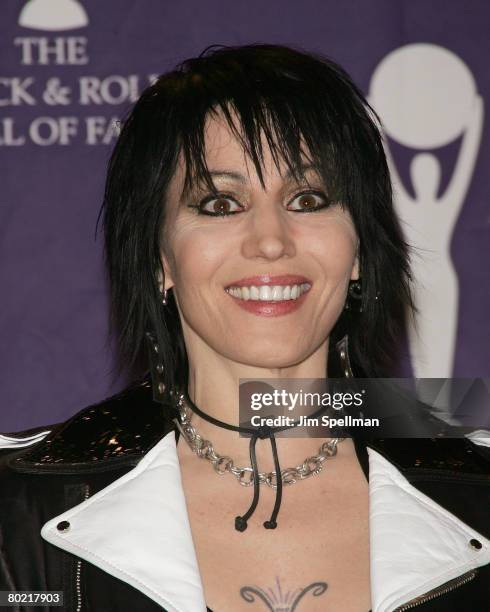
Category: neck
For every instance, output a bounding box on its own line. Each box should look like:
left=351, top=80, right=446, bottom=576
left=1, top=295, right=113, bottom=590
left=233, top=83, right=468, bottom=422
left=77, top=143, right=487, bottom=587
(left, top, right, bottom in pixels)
left=177, top=334, right=353, bottom=472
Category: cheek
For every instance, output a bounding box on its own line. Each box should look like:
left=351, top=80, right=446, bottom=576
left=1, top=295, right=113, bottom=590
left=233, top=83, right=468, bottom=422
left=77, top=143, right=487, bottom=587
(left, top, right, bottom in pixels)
left=167, top=222, right=230, bottom=290
left=301, top=218, right=358, bottom=277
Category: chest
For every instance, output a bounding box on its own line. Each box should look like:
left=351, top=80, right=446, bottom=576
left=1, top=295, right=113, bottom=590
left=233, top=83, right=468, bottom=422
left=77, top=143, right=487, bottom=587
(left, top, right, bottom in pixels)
left=181, top=471, right=371, bottom=612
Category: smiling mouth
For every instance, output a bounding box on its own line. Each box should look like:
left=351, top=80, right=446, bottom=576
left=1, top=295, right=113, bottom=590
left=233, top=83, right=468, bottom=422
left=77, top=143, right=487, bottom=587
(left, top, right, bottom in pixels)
left=225, top=283, right=312, bottom=302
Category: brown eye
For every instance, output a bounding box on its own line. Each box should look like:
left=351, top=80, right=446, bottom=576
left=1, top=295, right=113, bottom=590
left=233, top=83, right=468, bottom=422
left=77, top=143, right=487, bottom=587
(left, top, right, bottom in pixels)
left=195, top=195, right=243, bottom=216
left=213, top=198, right=232, bottom=214
left=298, top=194, right=317, bottom=210
left=288, top=191, right=330, bottom=213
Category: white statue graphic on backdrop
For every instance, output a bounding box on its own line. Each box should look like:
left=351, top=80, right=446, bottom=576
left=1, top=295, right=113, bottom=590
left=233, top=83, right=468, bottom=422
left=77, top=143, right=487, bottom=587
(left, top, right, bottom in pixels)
left=19, top=0, right=88, bottom=31
left=370, top=43, right=483, bottom=378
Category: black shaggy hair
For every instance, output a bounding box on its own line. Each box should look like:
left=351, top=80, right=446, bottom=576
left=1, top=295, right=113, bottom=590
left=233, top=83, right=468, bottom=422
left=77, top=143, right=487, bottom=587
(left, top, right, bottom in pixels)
left=101, top=43, right=415, bottom=390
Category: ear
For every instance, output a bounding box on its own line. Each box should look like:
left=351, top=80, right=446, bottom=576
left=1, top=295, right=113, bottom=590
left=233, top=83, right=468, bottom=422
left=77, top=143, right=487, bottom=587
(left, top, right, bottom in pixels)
left=350, top=242, right=360, bottom=280
left=158, top=253, right=175, bottom=292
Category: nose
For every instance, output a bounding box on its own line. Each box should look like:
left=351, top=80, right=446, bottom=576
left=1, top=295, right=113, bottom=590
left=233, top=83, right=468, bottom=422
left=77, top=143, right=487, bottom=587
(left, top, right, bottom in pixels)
left=241, top=199, right=296, bottom=261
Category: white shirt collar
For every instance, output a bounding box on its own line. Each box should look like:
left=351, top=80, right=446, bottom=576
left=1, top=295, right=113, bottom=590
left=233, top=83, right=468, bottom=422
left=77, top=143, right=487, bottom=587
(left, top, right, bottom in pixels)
left=40, top=431, right=490, bottom=612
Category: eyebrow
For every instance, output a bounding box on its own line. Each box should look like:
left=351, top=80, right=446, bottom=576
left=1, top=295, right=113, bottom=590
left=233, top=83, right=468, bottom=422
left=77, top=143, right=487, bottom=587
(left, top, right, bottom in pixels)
left=207, top=170, right=247, bottom=183
left=206, top=164, right=318, bottom=183
left=181, top=163, right=320, bottom=200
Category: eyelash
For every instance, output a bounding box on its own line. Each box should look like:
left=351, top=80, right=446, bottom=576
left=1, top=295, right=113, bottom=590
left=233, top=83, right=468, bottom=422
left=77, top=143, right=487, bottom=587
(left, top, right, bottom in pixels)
left=188, top=190, right=332, bottom=217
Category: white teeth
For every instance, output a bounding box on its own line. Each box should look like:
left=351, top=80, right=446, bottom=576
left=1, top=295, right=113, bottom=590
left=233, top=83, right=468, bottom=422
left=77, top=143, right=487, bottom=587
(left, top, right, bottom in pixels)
left=271, top=286, right=283, bottom=301
left=250, top=286, right=260, bottom=300
left=259, top=285, right=272, bottom=300
left=227, top=283, right=312, bottom=302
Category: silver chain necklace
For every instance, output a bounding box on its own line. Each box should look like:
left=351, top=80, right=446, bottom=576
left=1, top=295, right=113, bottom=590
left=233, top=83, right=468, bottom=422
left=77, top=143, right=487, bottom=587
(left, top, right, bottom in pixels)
left=173, top=391, right=344, bottom=490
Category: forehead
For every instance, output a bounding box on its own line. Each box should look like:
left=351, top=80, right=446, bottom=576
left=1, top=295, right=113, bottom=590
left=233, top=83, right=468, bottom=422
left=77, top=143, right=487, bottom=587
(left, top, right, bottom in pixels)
left=171, top=109, right=317, bottom=197
left=204, top=111, right=314, bottom=174
left=202, top=113, right=247, bottom=166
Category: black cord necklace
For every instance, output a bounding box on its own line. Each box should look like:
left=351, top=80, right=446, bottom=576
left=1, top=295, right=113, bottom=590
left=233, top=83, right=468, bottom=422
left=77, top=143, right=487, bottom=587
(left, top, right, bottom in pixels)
left=177, top=387, right=331, bottom=532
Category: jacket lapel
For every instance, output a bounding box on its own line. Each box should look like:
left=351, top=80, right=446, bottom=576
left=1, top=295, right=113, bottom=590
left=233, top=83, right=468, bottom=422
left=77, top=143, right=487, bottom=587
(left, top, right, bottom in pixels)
left=41, top=432, right=490, bottom=612
left=367, top=447, right=490, bottom=611
left=41, top=431, right=206, bottom=612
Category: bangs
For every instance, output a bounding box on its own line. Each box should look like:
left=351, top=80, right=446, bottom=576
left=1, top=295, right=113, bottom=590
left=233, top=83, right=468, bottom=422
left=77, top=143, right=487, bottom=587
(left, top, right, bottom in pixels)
left=169, top=46, right=370, bottom=203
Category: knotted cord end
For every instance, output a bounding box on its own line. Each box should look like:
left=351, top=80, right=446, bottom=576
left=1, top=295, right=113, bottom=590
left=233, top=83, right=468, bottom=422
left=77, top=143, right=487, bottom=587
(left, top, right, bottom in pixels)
left=235, top=516, right=248, bottom=532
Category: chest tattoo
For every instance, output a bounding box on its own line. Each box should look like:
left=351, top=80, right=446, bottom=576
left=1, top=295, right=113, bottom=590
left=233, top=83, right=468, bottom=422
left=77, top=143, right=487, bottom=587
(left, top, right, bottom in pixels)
left=239, top=576, right=328, bottom=610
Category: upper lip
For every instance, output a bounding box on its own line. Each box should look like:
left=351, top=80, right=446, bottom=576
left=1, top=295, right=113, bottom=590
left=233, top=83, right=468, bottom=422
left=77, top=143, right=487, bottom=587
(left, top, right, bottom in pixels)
left=225, top=274, right=312, bottom=288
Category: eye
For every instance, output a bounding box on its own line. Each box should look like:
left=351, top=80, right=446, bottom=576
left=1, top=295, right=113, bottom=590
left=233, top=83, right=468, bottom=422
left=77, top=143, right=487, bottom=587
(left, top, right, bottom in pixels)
left=287, top=190, right=331, bottom=213
left=191, top=194, right=244, bottom=216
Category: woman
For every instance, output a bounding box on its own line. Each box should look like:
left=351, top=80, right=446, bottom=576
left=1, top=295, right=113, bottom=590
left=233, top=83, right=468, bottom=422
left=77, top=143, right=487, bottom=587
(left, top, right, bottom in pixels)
left=1, top=44, right=489, bottom=612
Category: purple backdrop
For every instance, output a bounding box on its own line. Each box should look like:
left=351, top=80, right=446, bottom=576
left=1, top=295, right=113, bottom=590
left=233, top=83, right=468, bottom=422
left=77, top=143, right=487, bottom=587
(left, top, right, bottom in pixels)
left=1, top=0, right=489, bottom=431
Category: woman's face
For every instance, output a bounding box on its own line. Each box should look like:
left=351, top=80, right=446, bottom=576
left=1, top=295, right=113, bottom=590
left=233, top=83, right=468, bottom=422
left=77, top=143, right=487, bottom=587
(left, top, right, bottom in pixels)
left=161, top=113, right=359, bottom=368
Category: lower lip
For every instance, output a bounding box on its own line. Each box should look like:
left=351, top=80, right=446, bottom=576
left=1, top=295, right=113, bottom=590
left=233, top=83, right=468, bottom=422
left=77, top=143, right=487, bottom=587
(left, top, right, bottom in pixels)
left=225, top=288, right=311, bottom=317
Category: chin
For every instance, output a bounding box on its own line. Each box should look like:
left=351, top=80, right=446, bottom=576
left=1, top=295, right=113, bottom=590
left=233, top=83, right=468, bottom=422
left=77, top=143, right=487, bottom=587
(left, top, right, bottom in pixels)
left=228, top=343, right=313, bottom=370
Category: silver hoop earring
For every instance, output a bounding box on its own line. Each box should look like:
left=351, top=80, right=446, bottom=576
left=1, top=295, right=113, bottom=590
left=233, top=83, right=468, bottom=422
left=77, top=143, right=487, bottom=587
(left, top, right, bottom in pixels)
left=161, top=288, right=168, bottom=306
left=335, top=334, right=354, bottom=378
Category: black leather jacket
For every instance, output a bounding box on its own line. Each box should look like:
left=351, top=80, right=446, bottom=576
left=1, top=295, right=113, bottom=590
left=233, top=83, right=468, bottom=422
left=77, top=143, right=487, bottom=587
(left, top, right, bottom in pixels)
left=1, top=379, right=489, bottom=611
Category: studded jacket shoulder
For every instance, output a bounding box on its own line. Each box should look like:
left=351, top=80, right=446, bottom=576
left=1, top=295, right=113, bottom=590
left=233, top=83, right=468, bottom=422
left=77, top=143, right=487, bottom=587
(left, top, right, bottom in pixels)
left=3, top=378, right=179, bottom=474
